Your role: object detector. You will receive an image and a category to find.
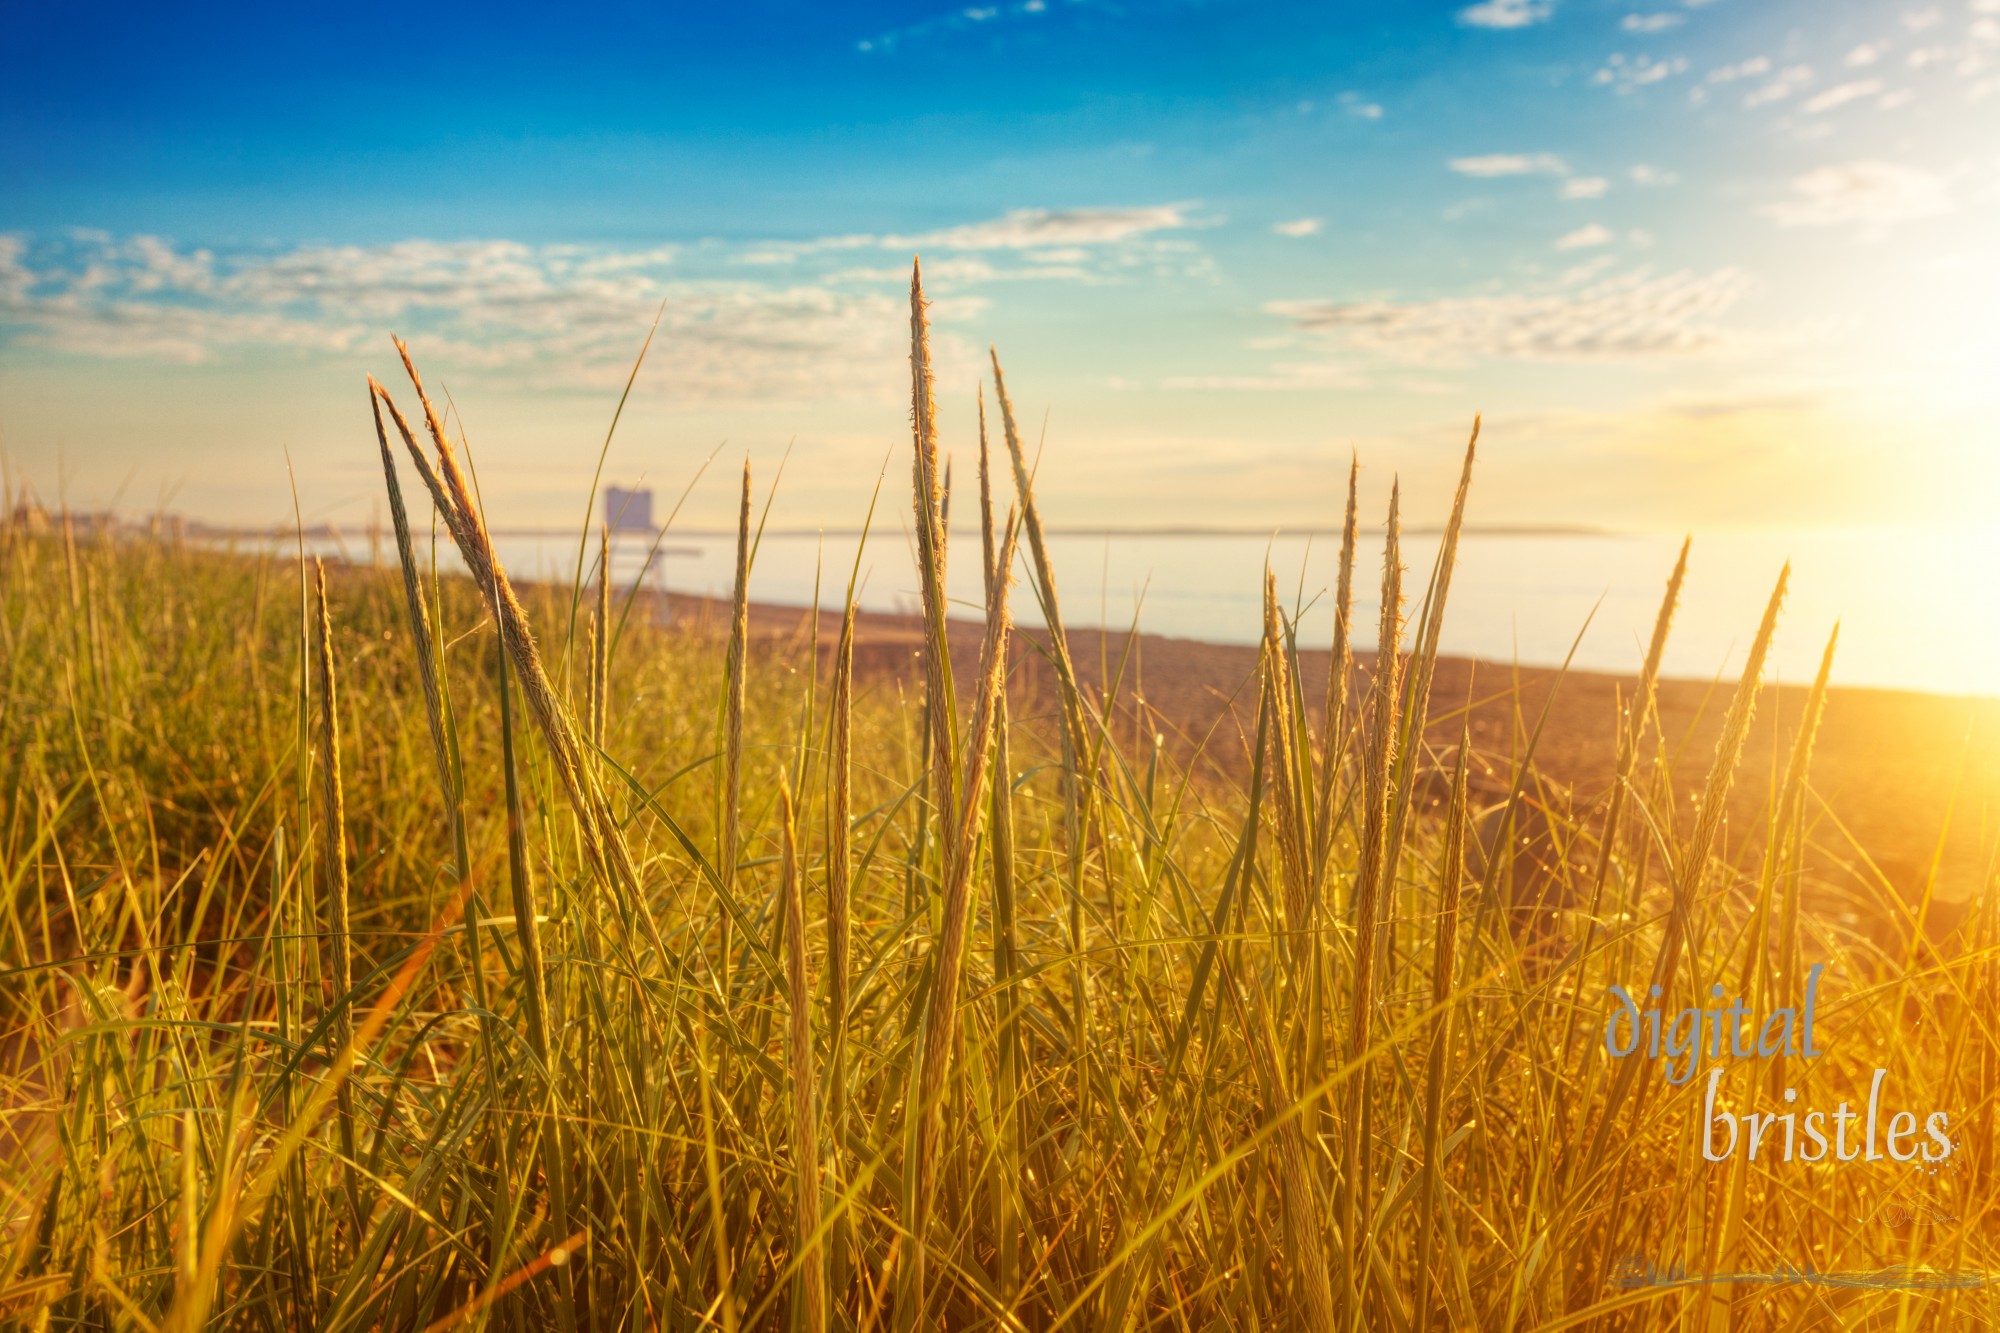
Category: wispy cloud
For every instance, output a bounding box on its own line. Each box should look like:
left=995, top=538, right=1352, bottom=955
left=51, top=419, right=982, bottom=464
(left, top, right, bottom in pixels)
left=1265, top=267, right=1750, bottom=364
left=747, top=205, right=1203, bottom=264
left=1272, top=218, right=1323, bottom=237
left=724, top=204, right=1200, bottom=286
left=892, top=205, right=1196, bottom=250
left=1593, top=52, right=1691, bottom=92
left=1561, top=176, right=1610, bottom=199
left=1742, top=64, right=1814, bottom=106
left=1338, top=91, right=1385, bottom=119
left=1621, top=12, right=1684, bottom=33
left=0, top=212, right=1217, bottom=394
left=1761, top=161, right=1953, bottom=228
left=856, top=0, right=1056, bottom=53
left=1801, top=78, right=1885, bottom=112
left=1629, top=163, right=1679, bottom=185
left=1448, top=152, right=1569, bottom=177
left=0, top=232, right=977, bottom=399
left=1706, top=55, right=1772, bottom=83
left=1457, top=0, right=1554, bottom=29
left=1555, top=223, right=1615, bottom=249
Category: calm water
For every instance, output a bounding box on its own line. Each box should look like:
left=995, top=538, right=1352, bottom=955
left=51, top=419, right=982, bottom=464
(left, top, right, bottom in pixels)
left=384, top=525, right=1997, bottom=699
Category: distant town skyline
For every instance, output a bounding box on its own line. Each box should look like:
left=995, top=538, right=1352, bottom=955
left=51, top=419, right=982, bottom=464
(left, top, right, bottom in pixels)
left=3, top=0, right=1996, bottom=537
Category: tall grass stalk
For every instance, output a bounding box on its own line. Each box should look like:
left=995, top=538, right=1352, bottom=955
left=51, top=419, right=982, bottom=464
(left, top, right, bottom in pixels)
left=721, top=461, right=751, bottom=998
left=778, top=778, right=826, bottom=1333
left=988, top=347, right=1096, bottom=1114
left=1342, top=479, right=1403, bottom=1312
left=310, top=560, right=361, bottom=1231
left=1414, top=725, right=1470, bottom=1333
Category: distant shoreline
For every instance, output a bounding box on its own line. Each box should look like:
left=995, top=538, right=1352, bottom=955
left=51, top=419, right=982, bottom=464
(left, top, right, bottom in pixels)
left=52, top=510, right=1623, bottom=542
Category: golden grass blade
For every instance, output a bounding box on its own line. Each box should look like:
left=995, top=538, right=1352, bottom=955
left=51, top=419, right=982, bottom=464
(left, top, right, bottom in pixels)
left=721, top=460, right=751, bottom=996
left=496, top=612, right=577, bottom=1333
left=594, top=521, right=611, bottom=750
left=1343, top=478, right=1403, bottom=1309
left=1241, top=980, right=1338, bottom=1333
left=1414, top=726, right=1470, bottom=1333
left=977, top=387, right=997, bottom=597
left=911, top=514, right=1017, bottom=1315
left=1593, top=537, right=1687, bottom=908
left=1313, top=452, right=1362, bottom=877
left=1386, top=419, right=1478, bottom=875
left=909, top=263, right=960, bottom=823
left=1556, top=538, right=1689, bottom=1064
left=987, top=348, right=1079, bottom=742
left=1262, top=574, right=1312, bottom=968
left=977, top=404, right=1024, bottom=1299
left=311, top=560, right=361, bottom=1230
left=1675, top=566, right=1790, bottom=928
left=368, top=386, right=454, bottom=820
left=988, top=344, right=1097, bottom=1119
left=780, top=778, right=827, bottom=1333
left=1770, top=623, right=1838, bottom=1019
left=1580, top=564, right=1789, bottom=1219
left=372, top=371, right=639, bottom=901
left=826, top=593, right=857, bottom=1302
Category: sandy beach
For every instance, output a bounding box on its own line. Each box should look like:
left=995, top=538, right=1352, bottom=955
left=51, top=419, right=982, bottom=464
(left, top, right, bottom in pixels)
left=691, top=593, right=2000, bottom=916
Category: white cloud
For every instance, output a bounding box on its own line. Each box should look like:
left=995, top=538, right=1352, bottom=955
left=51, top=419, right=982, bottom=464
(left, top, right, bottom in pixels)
left=1556, top=223, right=1616, bottom=249
left=1904, top=6, right=1944, bottom=28
left=1594, top=53, right=1691, bottom=91
left=1458, top=0, right=1554, bottom=27
left=1272, top=218, right=1323, bottom=237
left=1448, top=152, right=1570, bottom=177
left=1629, top=163, right=1679, bottom=185
left=857, top=0, right=1057, bottom=53
left=1847, top=42, right=1884, bottom=66
left=1339, top=91, right=1386, bottom=119
left=1561, top=176, right=1610, bottom=199
left=825, top=256, right=1089, bottom=286
left=892, top=205, right=1196, bottom=251
left=1761, top=160, right=1953, bottom=227
left=1265, top=267, right=1751, bottom=363
left=724, top=206, right=1202, bottom=278
left=1708, top=55, right=1772, bottom=82
left=1622, top=12, right=1684, bottom=31
left=0, top=213, right=1215, bottom=393
left=1802, top=78, right=1885, bottom=111
left=1743, top=65, right=1814, bottom=106
left=0, top=232, right=973, bottom=399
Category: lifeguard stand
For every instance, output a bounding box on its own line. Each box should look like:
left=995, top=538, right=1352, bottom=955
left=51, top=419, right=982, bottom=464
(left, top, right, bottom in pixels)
left=600, top=486, right=697, bottom=628
left=604, top=486, right=654, bottom=533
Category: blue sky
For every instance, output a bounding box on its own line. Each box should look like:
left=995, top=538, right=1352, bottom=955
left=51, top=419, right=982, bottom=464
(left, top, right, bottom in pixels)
left=3, top=0, right=1996, bottom=533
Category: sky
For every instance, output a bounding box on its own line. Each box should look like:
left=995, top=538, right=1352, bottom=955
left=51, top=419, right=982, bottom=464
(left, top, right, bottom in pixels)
left=2, top=0, right=1997, bottom=536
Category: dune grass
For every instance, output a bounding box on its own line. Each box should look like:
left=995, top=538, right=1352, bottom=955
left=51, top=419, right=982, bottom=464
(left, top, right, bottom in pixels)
left=2, top=261, right=1997, bottom=1331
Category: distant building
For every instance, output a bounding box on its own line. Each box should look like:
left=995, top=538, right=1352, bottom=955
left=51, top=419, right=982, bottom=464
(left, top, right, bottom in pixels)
left=605, top=486, right=654, bottom=533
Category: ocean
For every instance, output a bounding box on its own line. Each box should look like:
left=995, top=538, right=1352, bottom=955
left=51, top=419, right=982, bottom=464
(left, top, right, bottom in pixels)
left=305, top=523, right=1998, bottom=700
